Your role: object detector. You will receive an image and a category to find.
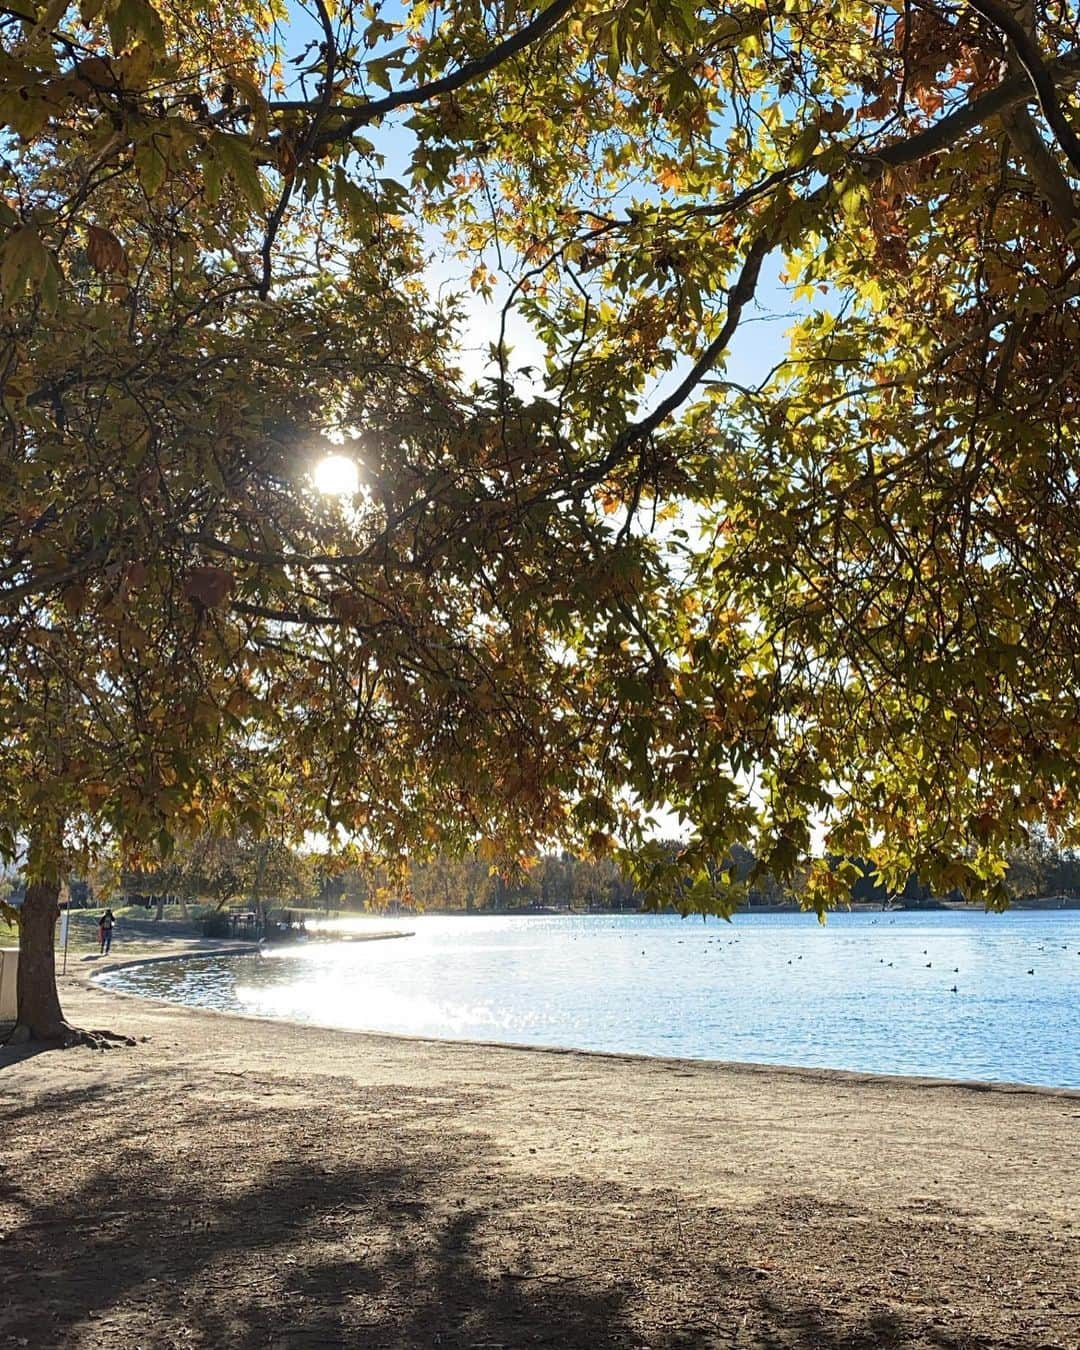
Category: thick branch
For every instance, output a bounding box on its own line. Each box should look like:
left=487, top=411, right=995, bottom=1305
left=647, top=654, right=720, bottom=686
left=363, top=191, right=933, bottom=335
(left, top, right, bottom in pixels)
left=1000, top=103, right=1078, bottom=225
left=860, top=48, right=1080, bottom=169
left=312, top=0, right=577, bottom=147
left=968, top=0, right=1080, bottom=175
left=616, top=231, right=772, bottom=453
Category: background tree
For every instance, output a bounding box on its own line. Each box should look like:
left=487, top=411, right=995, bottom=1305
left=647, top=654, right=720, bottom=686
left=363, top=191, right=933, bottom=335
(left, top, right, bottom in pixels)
left=120, top=831, right=316, bottom=918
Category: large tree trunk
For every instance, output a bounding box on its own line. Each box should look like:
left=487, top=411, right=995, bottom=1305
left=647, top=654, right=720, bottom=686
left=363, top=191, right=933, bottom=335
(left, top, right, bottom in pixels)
left=7, top=849, right=134, bottom=1050
left=13, top=875, right=66, bottom=1040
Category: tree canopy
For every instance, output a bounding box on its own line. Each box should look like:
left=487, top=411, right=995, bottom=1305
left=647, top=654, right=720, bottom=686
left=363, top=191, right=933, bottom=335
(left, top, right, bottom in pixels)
left=4, top=0, right=1080, bottom=994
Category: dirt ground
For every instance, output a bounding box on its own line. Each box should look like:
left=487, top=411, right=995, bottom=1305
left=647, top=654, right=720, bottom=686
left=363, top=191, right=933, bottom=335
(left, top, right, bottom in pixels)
left=1, top=960, right=1077, bottom=1349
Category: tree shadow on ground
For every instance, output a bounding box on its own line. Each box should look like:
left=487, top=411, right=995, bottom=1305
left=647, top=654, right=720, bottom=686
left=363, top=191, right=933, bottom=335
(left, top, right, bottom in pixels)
left=0, top=1154, right=634, bottom=1348
left=0, top=1071, right=1047, bottom=1349
left=0, top=1039, right=103, bottom=1073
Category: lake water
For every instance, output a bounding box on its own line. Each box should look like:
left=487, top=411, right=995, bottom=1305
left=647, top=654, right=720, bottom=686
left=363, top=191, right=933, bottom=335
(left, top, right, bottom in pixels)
left=97, top=911, right=1080, bottom=1088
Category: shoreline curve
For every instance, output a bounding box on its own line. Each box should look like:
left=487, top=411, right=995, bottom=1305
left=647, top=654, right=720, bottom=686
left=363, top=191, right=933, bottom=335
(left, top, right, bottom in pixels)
left=84, top=942, right=1080, bottom=1101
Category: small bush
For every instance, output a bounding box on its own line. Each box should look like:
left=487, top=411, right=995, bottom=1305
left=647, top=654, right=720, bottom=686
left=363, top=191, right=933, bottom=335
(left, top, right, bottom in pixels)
left=201, top=912, right=233, bottom=939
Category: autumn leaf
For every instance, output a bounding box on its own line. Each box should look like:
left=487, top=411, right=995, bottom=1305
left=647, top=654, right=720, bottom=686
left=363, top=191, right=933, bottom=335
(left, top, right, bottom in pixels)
left=84, top=782, right=111, bottom=808
left=183, top=566, right=234, bottom=609
left=123, top=560, right=148, bottom=592
left=61, top=584, right=87, bottom=614
left=85, top=225, right=129, bottom=276
left=587, top=831, right=616, bottom=856
left=329, top=592, right=365, bottom=623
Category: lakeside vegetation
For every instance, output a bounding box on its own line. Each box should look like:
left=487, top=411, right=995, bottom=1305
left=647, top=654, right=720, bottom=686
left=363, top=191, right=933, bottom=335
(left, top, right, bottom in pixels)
left=8, top=831, right=1079, bottom=927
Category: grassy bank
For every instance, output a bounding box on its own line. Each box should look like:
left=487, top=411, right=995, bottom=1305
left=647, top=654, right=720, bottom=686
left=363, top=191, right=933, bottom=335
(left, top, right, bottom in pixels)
left=58, top=906, right=205, bottom=960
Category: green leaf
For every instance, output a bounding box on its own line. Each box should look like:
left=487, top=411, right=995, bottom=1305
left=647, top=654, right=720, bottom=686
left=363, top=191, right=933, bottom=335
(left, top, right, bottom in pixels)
left=135, top=139, right=166, bottom=197
left=838, top=176, right=868, bottom=220
left=789, top=125, right=820, bottom=169
left=0, top=91, right=53, bottom=140
left=108, top=0, right=164, bottom=51
left=1, top=226, right=50, bottom=304
left=200, top=145, right=224, bottom=204
left=38, top=253, right=61, bottom=311
left=365, top=58, right=393, bottom=92
left=209, top=132, right=266, bottom=212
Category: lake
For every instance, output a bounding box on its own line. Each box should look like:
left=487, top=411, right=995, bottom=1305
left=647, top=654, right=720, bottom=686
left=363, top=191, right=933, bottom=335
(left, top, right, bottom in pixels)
left=97, top=910, right=1080, bottom=1088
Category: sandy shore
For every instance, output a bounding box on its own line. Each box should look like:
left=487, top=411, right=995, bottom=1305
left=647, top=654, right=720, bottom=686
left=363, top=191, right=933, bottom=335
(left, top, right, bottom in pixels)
left=1, top=948, right=1077, bottom=1349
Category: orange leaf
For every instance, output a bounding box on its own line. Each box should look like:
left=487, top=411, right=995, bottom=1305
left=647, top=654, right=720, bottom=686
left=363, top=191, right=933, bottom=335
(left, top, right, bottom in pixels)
left=183, top=566, right=234, bottom=609
left=86, top=224, right=129, bottom=276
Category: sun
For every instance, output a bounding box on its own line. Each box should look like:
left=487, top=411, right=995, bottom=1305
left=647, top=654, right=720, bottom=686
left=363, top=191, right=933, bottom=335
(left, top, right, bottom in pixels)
left=312, top=453, right=360, bottom=497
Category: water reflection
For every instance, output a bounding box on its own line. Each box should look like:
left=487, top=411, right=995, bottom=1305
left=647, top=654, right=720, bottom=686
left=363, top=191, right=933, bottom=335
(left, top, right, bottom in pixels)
left=98, top=911, right=1080, bottom=1087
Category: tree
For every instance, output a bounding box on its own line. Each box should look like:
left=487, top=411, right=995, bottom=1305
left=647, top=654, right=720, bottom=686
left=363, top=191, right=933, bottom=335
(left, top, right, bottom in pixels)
left=432, top=0, right=1080, bottom=912
left=0, top=0, right=674, bottom=1040
left=402, top=3, right=1080, bottom=911
left=5, top=0, right=1080, bottom=1040
left=120, top=830, right=315, bottom=918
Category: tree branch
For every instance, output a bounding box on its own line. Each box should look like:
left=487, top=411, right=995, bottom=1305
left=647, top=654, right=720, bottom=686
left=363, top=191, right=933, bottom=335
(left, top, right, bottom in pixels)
left=311, top=0, right=577, bottom=146
left=967, top=0, right=1080, bottom=175
left=230, top=599, right=343, bottom=628
left=1000, top=102, right=1077, bottom=225
left=615, top=231, right=773, bottom=453
left=858, top=47, right=1080, bottom=169
left=0, top=548, right=109, bottom=608
left=550, top=230, right=774, bottom=501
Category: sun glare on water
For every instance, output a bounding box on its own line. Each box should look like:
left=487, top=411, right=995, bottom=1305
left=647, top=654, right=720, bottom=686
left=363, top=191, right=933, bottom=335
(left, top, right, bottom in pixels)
left=312, top=453, right=359, bottom=497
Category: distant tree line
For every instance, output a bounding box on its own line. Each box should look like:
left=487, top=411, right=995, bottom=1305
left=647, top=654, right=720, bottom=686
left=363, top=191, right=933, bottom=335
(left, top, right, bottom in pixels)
left=106, top=838, right=804, bottom=914
left=343, top=851, right=643, bottom=914
left=17, top=832, right=1080, bottom=919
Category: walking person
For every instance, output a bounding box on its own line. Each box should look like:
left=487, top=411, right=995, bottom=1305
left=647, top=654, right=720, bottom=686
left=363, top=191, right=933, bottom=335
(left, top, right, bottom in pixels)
left=98, top=908, right=116, bottom=956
